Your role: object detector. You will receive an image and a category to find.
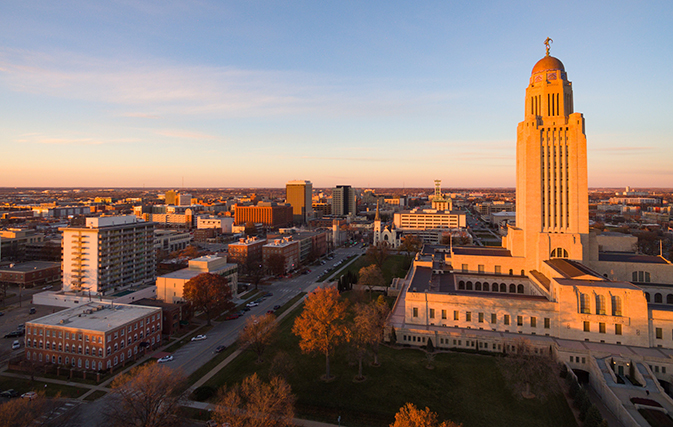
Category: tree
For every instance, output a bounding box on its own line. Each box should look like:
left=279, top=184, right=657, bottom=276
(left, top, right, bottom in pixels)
left=267, top=253, right=286, bottom=276
left=183, top=273, right=234, bottom=325
left=105, top=364, right=186, bottom=427
left=358, top=264, right=385, bottom=297
left=245, top=258, right=265, bottom=290
left=497, top=338, right=558, bottom=401
left=390, top=403, right=461, bottom=427
left=239, top=313, right=278, bottom=363
left=350, top=303, right=380, bottom=380
left=214, top=373, right=295, bottom=427
left=366, top=243, right=390, bottom=269
left=0, top=392, right=77, bottom=427
left=371, top=295, right=391, bottom=365
left=399, top=235, right=422, bottom=259
left=292, top=286, right=350, bottom=380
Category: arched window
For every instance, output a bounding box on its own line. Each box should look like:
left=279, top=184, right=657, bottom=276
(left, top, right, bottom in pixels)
left=458, top=281, right=465, bottom=290
left=65, top=357, right=69, bottom=365
left=483, top=282, right=490, bottom=292
left=668, top=294, right=673, bottom=305
left=466, top=281, right=473, bottom=290
left=509, top=269, right=513, bottom=276
left=500, top=283, right=506, bottom=293
left=98, top=361, right=102, bottom=370
left=655, top=293, right=663, bottom=303
left=509, top=284, right=516, bottom=293
left=611, top=295, right=622, bottom=316
left=550, top=248, right=569, bottom=258
left=580, top=293, right=591, bottom=314
left=475, top=282, right=482, bottom=291
left=517, top=284, right=524, bottom=294
left=595, top=294, right=606, bottom=315
left=645, top=292, right=650, bottom=302
left=632, top=271, right=651, bottom=283
left=27, top=352, right=31, bottom=361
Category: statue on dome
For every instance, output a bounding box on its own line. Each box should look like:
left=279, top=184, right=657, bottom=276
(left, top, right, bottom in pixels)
left=544, top=37, right=553, bottom=56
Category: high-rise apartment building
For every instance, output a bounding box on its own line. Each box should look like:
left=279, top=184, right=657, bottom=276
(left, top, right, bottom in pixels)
left=61, top=215, right=156, bottom=295
left=332, top=185, right=356, bottom=216
left=286, top=180, right=313, bottom=224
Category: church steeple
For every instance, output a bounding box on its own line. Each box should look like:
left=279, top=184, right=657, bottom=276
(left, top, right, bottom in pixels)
left=374, top=199, right=380, bottom=222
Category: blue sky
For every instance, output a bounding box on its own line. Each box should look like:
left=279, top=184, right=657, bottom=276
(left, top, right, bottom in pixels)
left=1, top=1, right=672, bottom=188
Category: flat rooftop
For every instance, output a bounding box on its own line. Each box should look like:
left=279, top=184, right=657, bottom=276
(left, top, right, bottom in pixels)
left=599, top=252, right=670, bottom=265
left=452, top=246, right=512, bottom=257
left=0, top=261, right=60, bottom=272
left=26, top=302, right=160, bottom=332
left=159, top=263, right=236, bottom=281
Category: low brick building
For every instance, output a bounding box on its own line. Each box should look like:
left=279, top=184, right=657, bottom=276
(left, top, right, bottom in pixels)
left=0, top=261, right=61, bottom=288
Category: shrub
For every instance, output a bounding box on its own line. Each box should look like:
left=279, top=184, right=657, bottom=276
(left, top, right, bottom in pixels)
left=569, top=379, right=580, bottom=398
left=583, top=404, right=603, bottom=427
left=426, top=338, right=435, bottom=353
left=192, top=386, right=216, bottom=402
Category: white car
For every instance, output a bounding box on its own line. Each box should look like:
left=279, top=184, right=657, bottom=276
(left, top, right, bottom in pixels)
left=12, top=340, right=20, bottom=350
left=191, top=334, right=207, bottom=341
left=157, top=355, right=174, bottom=363
left=246, top=302, right=259, bottom=308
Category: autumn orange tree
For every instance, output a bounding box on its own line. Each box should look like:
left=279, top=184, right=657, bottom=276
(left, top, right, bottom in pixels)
left=0, top=392, right=75, bottom=427
left=371, top=295, right=391, bottom=366
left=292, top=286, right=350, bottom=380
left=350, top=303, right=379, bottom=380
left=214, top=373, right=295, bottom=427
left=105, top=363, right=186, bottom=427
left=183, top=272, right=234, bottom=325
left=390, top=403, right=462, bottom=427
left=239, top=313, right=278, bottom=363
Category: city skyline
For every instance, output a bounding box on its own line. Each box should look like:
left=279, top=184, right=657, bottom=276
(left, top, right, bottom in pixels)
left=1, top=1, right=672, bottom=188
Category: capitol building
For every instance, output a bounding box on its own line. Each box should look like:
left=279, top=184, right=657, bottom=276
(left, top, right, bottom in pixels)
left=389, top=41, right=673, bottom=424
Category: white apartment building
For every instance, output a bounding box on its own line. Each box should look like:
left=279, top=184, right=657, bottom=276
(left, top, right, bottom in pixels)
left=61, top=215, right=156, bottom=295
left=197, top=216, right=234, bottom=233
left=154, top=229, right=192, bottom=253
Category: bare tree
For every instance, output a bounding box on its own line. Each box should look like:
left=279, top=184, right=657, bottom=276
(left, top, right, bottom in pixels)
left=358, top=265, right=385, bottom=298
left=105, top=363, right=186, bottom=427
left=214, top=373, right=295, bottom=427
left=497, top=338, right=558, bottom=401
left=0, top=392, right=79, bottom=427
left=366, top=243, right=390, bottom=269
left=239, top=313, right=278, bottom=363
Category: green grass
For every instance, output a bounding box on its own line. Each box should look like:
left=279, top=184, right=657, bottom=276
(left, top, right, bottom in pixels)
left=83, top=389, right=107, bottom=401
left=198, top=299, right=577, bottom=427
left=331, top=254, right=410, bottom=285
left=0, top=375, right=89, bottom=399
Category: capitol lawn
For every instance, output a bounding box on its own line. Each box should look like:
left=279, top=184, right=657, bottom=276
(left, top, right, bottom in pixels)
left=199, top=299, right=577, bottom=427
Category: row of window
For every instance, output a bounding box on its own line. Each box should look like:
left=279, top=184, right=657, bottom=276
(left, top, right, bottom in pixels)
left=579, top=294, right=622, bottom=316
left=645, top=293, right=673, bottom=304
left=461, top=265, right=525, bottom=276
left=413, top=308, right=551, bottom=329
left=457, top=281, right=525, bottom=293
left=582, top=321, right=622, bottom=335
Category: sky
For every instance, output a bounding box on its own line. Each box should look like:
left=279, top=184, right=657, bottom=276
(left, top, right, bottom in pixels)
left=1, top=1, right=672, bottom=189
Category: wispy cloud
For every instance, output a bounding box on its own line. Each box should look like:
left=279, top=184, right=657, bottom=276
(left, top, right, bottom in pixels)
left=13, top=133, right=139, bottom=146
left=591, top=146, right=654, bottom=152
left=0, top=48, right=455, bottom=119
left=154, top=129, right=219, bottom=140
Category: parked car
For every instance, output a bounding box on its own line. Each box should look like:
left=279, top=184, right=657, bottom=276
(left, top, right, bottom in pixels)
left=273, top=305, right=281, bottom=310
left=263, top=292, right=273, bottom=297
left=214, top=345, right=227, bottom=353
left=157, top=355, right=174, bottom=363
left=21, top=391, right=37, bottom=400
left=191, top=334, right=207, bottom=341
left=0, top=389, right=19, bottom=398
left=246, top=302, right=259, bottom=308
left=29, top=307, right=36, bottom=314
left=12, top=340, right=20, bottom=350
left=224, top=313, right=241, bottom=320
left=4, top=331, right=22, bottom=338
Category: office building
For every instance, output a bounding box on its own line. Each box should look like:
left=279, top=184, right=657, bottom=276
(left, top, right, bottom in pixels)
left=286, top=180, right=313, bottom=224
left=332, top=185, right=356, bottom=216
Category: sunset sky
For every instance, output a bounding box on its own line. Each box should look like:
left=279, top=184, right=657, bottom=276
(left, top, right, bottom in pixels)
left=1, top=1, right=672, bottom=188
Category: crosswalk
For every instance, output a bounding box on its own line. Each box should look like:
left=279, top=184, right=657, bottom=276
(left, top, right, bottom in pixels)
left=39, top=400, right=80, bottom=424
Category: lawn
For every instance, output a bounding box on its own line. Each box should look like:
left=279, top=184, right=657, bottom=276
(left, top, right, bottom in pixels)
left=199, top=299, right=577, bottom=427
left=332, top=254, right=410, bottom=285
left=0, top=375, right=89, bottom=399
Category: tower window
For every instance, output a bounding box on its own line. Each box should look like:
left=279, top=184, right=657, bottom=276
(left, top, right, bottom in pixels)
left=550, top=248, right=568, bottom=258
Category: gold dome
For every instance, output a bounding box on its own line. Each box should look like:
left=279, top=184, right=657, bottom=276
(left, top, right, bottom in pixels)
left=531, top=55, right=565, bottom=75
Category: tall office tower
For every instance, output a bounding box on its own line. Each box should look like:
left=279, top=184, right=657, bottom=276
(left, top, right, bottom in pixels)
left=505, top=40, right=589, bottom=269
left=286, top=180, right=314, bottom=224
left=164, top=190, right=177, bottom=205
left=61, top=215, right=156, bottom=295
left=332, top=185, right=356, bottom=216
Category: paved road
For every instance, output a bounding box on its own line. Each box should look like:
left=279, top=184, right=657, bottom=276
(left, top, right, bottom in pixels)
left=67, top=245, right=365, bottom=426
left=165, top=245, right=365, bottom=376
